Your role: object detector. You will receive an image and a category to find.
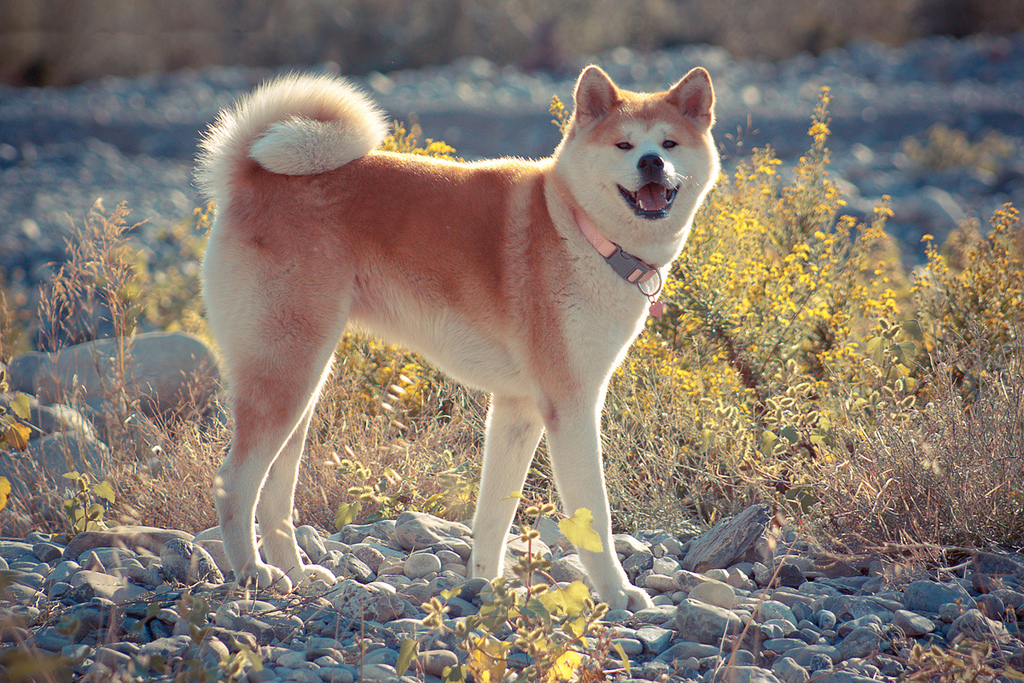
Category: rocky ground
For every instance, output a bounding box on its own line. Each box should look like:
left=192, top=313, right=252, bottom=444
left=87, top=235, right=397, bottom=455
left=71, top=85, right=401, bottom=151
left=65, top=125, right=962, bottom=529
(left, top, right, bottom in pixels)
left=2, top=505, right=1023, bottom=682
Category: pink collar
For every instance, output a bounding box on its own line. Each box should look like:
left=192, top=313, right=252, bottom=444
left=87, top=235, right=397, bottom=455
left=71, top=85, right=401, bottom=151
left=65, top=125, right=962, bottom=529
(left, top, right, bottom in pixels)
left=574, top=211, right=666, bottom=317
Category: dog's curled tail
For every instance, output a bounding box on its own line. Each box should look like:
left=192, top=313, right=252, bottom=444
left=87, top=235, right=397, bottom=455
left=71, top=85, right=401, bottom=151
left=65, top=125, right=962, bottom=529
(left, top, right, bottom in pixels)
left=196, top=73, right=387, bottom=201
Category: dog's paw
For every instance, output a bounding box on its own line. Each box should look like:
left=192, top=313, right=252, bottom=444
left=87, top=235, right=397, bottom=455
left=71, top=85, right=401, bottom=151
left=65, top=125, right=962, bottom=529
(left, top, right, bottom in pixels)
left=236, top=561, right=292, bottom=593
left=286, top=563, right=337, bottom=588
left=602, top=584, right=655, bottom=611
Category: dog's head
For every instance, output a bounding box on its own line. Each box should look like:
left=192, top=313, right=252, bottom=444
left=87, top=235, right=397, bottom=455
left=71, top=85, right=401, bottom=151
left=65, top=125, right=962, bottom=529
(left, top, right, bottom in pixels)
left=555, top=65, right=719, bottom=252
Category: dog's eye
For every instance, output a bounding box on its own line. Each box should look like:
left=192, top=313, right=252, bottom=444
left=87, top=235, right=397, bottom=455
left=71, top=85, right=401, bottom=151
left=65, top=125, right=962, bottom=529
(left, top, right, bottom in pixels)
left=616, top=142, right=633, bottom=150
left=663, top=140, right=678, bottom=149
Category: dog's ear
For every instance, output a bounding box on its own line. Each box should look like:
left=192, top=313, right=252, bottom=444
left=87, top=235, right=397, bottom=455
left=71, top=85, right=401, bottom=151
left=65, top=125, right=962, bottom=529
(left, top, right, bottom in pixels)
left=573, top=65, right=621, bottom=125
left=668, top=67, right=715, bottom=130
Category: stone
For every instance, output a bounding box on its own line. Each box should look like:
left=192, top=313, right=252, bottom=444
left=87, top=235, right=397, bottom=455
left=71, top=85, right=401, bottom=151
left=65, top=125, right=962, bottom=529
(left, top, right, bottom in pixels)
left=404, top=551, right=442, bottom=579
left=62, top=526, right=194, bottom=561
left=710, top=665, right=783, bottom=683
left=903, top=580, right=976, bottom=614
left=294, top=525, right=326, bottom=564
left=892, top=609, right=936, bottom=637
left=67, top=570, right=147, bottom=602
left=643, top=572, right=678, bottom=593
left=7, top=332, right=220, bottom=419
left=688, top=579, right=737, bottom=609
left=947, top=608, right=1010, bottom=644
left=656, top=640, right=721, bottom=662
left=675, top=598, right=743, bottom=644
left=393, top=511, right=470, bottom=551
left=137, top=634, right=193, bottom=661
left=837, top=625, right=881, bottom=659
left=756, top=600, right=797, bottom=627
left=549, top=554, right=589, bottom=585
left=681, top=504, right=778, bottom=572
left=635, top=625, right=673, bottom=652
left=414, top=649, right=459, bottom=677
left=328, top=579, right=407, bottom=623
left=772, top=656, right=810, bottom=683
left=160, top=538, right=223, bottom=584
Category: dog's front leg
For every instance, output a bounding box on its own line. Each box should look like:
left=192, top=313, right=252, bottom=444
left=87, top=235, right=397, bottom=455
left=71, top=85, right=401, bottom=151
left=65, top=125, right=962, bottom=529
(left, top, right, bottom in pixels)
left=471, top=394, right=545, bottom=580
left=545, top=403, right=654, bottom=611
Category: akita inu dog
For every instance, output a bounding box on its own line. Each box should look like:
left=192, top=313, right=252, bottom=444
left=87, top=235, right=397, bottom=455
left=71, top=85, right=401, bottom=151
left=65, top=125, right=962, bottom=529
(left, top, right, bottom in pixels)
left=197, top=64, right=718, bottom=609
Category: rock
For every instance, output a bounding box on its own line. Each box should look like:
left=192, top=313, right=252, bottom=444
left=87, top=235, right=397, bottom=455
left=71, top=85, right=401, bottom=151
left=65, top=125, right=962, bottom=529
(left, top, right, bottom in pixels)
left=681, top=504, right=779, bottom=572
left=62, top=526, right=194, bottom=561
left=549, top=554, right=589, bottom=585
left=971, top=551, right=1024, bottom=581
left=404, top=552, right=442, bottom=580
left=328, top=579, right=407, bottom=622
left=903, top=580, right=976, bottom=614
left=892, top=609, right=935, bottom=637
left=393, top=511, right=471, bottom=551
left=160, top=538, right=223, bottom=584
left=947, top=608, right=1010, bottom=644
left=756, top=600, right=798, bottom=627
left=68, top=570, right=147, bottom=602
left=675, top=598, right=743, bottom=644
left=711, top=665, right=783, bottom=683
left=688, top=579, right=737, bottom=609
left=613, top=549, right=652, bottom=585
left=7, top=332, right=219, bottom=419
left=773, top=656, right=810, bottom=683
left=836, top=625, right=881, bottom=659
left=414, top=649, right=459, bottom=677
left=295, top=525, right=326, bottom=564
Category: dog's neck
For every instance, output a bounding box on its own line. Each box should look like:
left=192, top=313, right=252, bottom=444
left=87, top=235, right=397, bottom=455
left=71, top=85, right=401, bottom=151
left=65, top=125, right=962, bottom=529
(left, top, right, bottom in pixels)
left=573, top=211, right=666, bottom=318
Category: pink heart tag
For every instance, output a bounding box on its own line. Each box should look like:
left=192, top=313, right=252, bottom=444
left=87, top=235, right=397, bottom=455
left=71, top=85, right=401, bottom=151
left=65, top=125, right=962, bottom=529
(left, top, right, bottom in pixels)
left=649, top=301, right=666, bottom=318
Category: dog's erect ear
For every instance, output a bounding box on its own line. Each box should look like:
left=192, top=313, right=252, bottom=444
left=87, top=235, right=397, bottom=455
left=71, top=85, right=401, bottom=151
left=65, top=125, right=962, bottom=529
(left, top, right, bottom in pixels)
left=667, top=67, right=715, bottom=130
left=573, top=65, right=621, bottom=125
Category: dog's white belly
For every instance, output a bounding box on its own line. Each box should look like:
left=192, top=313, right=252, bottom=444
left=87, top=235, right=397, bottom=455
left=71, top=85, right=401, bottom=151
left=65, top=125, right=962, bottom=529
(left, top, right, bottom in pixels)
left=351, top=307, right=530, bottom=395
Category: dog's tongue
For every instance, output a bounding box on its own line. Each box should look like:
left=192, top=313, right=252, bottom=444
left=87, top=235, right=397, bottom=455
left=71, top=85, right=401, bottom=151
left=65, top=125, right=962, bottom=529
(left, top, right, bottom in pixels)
left=637, top=183, right=668, bottom=211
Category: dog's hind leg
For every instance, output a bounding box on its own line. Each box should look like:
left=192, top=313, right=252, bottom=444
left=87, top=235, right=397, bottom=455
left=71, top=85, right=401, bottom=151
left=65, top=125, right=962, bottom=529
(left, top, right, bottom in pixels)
left=210, top=266, right=350, bottom=592
left=471, top=394, right=544, bottom=580
left=256, top=376, right=336, bottom=588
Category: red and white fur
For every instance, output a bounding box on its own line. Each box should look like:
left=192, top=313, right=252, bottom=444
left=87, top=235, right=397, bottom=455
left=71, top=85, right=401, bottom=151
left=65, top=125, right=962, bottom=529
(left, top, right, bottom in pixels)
left=197, top=65, right=718, bottom=610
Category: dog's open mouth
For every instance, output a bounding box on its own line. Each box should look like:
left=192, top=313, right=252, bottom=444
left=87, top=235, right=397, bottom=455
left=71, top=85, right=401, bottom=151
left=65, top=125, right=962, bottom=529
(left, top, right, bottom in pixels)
left=618, top=183, right=678, bottom=219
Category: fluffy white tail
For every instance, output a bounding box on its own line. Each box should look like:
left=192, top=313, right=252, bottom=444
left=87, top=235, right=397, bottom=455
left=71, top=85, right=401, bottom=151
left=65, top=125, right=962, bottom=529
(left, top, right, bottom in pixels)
left=196, top=73, right=387, bottom=203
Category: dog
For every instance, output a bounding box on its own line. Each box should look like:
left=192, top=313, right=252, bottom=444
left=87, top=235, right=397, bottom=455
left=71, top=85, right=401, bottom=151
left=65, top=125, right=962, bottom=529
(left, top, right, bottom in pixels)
left=196, top=64, right=718, bottom=610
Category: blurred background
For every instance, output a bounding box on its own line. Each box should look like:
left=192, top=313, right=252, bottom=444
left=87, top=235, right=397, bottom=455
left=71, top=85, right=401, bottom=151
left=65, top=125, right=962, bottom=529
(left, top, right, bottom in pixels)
left=3, top=0, right=1023, bottom=86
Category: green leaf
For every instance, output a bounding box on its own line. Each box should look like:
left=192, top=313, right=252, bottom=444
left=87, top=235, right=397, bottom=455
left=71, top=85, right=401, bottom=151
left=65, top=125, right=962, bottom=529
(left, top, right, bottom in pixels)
left=10, top=393, right=31, bottom=420
left=334, top=501, right=361, bottom=530
left=559, top=508, right=603, bottom=553
left=779, top=425, right=799, bottom=444
left=396, top=638, right=419, bottom=675
left=92, top=480, right=116, bottom=503
left=62, top=471, right=82, bottom=481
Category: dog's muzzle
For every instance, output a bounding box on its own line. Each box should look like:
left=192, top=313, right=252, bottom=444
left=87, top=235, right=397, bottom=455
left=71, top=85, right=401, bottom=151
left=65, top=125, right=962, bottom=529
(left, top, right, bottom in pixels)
left=618, top=153, right=678, bottom=220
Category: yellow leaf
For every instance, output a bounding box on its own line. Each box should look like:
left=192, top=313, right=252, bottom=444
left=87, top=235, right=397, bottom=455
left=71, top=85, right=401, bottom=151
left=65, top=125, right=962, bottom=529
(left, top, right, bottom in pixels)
left=538, top=581, right=591, bottom=618
left=548, top=650, right=581, bottom=682
left=559, top=508, right=603, bottom=554
left=3, top=422, right=30, bottom=450
left=10, top=393, right=31, bottom=420
left=0, top=476, right=10, bottom=511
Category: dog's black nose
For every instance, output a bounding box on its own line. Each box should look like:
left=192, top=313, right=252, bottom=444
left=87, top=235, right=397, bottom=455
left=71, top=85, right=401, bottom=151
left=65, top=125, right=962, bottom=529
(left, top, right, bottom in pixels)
left=637, top=154, right=664, bottom=171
